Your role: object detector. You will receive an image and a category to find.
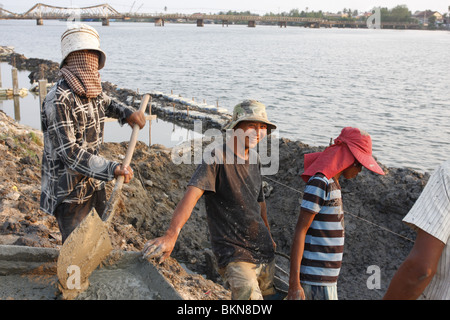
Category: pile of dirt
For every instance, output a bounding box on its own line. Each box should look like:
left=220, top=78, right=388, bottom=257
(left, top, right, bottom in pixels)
left=0, top=110, right=229, bottom=300
left=0, top=50, right=430, bottom=299
left=261, top=138, right=426, bottom=299
left=0, top=109, right=428, bottom=299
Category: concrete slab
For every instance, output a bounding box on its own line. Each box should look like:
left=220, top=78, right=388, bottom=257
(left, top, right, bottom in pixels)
left=0, top=245, right=182, bottom=300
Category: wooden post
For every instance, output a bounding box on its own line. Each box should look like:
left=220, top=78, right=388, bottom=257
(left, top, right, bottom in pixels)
left=148, top=97, right=152, bottom=146
left=13, top=96, right=20, bottom=121
left=38, top=79, right=47, bottom=112
left=11, top=67, right=19, bottom=96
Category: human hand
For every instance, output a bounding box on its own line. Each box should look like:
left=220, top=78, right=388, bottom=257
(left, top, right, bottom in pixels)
left=142, top=235, right=176, bottom=264
left=114, top=164, right=133, bottom=183
left=287, top=284, right=306, bottom=300
left=126, top=111, right=146, bottom=129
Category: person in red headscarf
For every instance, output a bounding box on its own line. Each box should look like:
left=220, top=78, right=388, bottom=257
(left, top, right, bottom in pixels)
left=287, top=127, right=385, bottom=300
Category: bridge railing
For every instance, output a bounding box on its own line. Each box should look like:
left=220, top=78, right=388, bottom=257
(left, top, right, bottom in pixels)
left=125, top=13, right=325, bottom=23
left=0, top=8, right=19, bottom=18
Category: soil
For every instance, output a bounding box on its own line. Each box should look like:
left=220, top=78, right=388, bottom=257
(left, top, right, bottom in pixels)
left=0, top=49, right=430, bottom=300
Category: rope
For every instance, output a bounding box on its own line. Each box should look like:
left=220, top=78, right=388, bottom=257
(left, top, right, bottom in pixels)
left=263, top=176, right=414, bottom=243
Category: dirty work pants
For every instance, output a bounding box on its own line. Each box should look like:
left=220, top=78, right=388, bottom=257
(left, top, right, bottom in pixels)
left=302, top=283, right=338, bottom=300
left=54, top=189, right=107, bottom=243
left=219, top=260, right=276, bottom=300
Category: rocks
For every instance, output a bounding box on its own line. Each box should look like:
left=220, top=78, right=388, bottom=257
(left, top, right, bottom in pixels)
left=0, top=46, right=14, bottom=57
left=0, top=50, right=60, bottom=84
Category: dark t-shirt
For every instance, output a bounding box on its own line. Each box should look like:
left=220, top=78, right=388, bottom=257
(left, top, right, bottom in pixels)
left=188, top=144, right=275, bottom=268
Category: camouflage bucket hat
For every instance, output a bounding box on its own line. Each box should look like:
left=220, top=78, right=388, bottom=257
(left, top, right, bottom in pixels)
left=223, top=100, right=277, bottom=132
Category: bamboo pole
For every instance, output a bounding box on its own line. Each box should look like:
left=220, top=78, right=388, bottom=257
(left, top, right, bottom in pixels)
left=12, top=67, right=19, bottom=96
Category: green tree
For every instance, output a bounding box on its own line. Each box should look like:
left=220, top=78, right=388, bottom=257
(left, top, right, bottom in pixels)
left=390, top=5, right=412, bottom=22
left=428, top=15, right=437, bottom=29
left=379, top=5, right=412, bottom=22
left=289, top=8, right=300, bottom=17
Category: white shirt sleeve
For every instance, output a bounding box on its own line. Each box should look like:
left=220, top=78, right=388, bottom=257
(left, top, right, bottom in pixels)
left=403, top=160, right=450, bottom=245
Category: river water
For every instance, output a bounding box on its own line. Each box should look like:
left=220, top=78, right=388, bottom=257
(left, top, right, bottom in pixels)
left=1, top=19, right=449, bottom=173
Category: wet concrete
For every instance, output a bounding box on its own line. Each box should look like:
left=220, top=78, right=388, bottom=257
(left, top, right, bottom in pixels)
left=0, top=245, right=182, bottom=300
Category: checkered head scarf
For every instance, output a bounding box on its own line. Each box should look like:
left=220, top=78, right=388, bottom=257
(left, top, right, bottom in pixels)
left=59, top=50, right=103, bottom=98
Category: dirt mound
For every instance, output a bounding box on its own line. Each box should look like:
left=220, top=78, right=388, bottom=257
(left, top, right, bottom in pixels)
left=0, top=110, right=229, bottom=300
left=0, top=45, right=430, bottom=300
left=0, top=108, right=429, bottom=299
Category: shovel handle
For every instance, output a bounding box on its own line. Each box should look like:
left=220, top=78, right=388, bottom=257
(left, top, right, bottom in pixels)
left=121, top=93, right=150, bottom=168
left=103, top=93, right=151, bottom=224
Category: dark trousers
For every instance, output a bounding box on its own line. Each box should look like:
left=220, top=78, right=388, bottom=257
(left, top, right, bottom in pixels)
left=54, top=189, right=107, bottom=243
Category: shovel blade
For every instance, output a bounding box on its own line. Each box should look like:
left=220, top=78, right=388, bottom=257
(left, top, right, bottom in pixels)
left=57, top=208, right=112, bottom=297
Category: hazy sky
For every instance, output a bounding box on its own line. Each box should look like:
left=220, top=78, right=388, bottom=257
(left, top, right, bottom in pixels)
left=3, top=0, right=449, bottom=15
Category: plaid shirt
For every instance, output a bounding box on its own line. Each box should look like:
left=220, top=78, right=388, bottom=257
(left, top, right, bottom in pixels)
left=40, top=79, right=134, bottom=215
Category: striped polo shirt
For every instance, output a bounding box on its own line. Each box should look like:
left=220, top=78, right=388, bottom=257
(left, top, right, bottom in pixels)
left=403, top=159, right=450, bottom=299
left=300, top=173, right=344, bottom=286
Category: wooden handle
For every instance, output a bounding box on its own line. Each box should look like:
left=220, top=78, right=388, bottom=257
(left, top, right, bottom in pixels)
left=121, top=93, right=150, bottom=168
left=103, top=93, right=150, bottom=224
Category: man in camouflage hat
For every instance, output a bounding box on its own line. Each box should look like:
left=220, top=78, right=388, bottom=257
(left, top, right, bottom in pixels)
left=143, top=100, right=280, bottom=300
left=223, top=99, right=276, bottom=131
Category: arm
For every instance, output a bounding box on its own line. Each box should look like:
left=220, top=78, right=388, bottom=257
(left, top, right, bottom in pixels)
left=142, top=186, right=205, bottom=263
left=103, top=93, right=145, bottom=129
left=383, top=229, right=445, bottom=300
left=260, top=201, right=276, bottom=250
left=287, top=208, right=315, bottom=300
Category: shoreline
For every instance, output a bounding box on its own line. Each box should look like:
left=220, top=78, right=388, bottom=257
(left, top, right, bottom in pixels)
left=0, top=46, right=431, bottom=300
left=1, top=47, right=233, bottom=140
left=0, top=46, right=432, bottom=173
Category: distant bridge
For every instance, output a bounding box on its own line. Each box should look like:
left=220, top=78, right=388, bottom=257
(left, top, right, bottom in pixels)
left=0, top=3, right=421, bottom=29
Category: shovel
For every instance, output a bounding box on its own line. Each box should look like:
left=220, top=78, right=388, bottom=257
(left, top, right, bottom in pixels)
left=56, top=94, right=150, bottom=298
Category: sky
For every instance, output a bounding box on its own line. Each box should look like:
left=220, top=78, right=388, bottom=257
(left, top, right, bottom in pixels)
left=2, top=0, right=449, bottom=15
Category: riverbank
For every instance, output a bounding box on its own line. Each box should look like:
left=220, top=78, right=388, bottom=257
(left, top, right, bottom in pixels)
left=0, top=49, right=429, bottom=300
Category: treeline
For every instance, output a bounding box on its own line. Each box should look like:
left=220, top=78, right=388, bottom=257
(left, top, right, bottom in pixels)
left=378, top=5, right=414, bottom=22
left=217, top=5, right=441, bottom=23
left=217, top=10, right=259, bottom=16
left=265, top=9, right=326, bottom=19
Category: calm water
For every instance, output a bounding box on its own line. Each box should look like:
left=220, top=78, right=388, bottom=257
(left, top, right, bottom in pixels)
left=1, top=20, right=450, bottom=173
left=0, top=63, right=197, bottom=148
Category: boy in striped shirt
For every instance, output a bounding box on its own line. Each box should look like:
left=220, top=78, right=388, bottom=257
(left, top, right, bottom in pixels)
left=288, top=127, right=385, bottom=300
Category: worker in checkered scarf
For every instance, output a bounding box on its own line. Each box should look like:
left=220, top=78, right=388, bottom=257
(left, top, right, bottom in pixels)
left=40, top=24, right=146, bottom=243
